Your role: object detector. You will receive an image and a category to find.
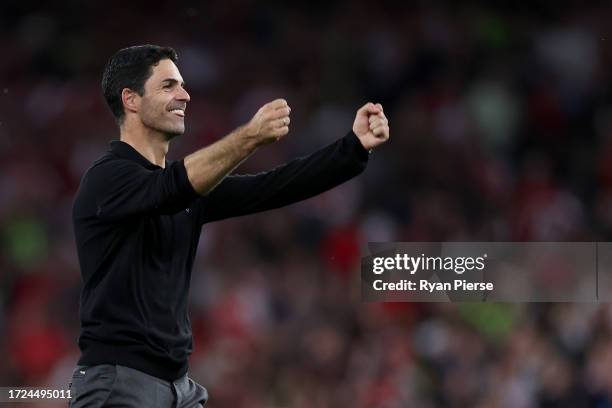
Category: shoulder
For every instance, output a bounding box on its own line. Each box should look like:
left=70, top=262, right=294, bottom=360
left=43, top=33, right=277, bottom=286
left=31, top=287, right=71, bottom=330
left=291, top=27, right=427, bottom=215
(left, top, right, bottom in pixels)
left=85, top=152, right=147, bottom=180
left=77, top=153, right=152, bottom=202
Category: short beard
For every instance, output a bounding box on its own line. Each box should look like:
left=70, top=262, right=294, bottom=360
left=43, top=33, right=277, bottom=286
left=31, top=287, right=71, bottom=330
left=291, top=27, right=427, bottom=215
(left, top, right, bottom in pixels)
left=141, top=113, right=184, bottom=139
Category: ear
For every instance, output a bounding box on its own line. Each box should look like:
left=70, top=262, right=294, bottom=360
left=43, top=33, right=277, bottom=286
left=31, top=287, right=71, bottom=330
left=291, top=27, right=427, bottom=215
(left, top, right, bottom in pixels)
left=121, top=88, right=140, bottom=115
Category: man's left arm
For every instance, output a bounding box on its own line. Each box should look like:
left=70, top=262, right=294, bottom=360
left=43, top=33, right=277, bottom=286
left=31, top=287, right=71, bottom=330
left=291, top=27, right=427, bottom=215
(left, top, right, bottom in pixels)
left=199, top=102, right=390, bottom=224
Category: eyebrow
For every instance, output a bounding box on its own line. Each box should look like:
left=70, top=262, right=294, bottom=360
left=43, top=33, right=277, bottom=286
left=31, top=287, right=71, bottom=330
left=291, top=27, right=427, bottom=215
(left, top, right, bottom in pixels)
left=161, top=78, right=186, bottom=88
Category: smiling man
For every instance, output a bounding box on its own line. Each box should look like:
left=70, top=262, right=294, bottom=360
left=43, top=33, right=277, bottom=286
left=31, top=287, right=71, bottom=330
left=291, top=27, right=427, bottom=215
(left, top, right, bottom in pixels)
left=70, top=44, right=390, bottom=407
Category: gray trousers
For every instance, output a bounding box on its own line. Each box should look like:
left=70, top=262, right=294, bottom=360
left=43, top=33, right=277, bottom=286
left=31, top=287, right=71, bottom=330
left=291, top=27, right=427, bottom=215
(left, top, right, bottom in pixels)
left=68, top=364, right=208, bottom=407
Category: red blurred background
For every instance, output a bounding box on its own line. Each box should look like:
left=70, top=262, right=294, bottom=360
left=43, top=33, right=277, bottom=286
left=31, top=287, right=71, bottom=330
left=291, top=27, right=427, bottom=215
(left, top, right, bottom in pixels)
left=2, top=1, right=612, bottom=407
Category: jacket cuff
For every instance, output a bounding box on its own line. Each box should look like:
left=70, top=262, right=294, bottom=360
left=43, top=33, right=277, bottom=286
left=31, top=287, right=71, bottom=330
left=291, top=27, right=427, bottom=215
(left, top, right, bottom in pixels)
left=347, top=130, right=371, bottom=162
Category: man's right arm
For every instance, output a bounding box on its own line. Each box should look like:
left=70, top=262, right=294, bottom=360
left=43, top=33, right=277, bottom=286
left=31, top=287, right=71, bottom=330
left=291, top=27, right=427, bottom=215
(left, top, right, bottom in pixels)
left=184, top=99, right=291, bottom=195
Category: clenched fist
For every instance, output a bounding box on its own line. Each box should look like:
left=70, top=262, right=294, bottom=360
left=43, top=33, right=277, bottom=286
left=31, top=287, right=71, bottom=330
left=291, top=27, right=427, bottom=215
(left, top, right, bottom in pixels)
left=245, top=98, right=291, bottom=146
left=352, top=102, right=390, bottom=151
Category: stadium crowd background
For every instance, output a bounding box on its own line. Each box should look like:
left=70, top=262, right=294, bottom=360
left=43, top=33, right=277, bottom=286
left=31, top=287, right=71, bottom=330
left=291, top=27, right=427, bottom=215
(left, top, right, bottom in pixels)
left=2, top=1, right=612, bottom=407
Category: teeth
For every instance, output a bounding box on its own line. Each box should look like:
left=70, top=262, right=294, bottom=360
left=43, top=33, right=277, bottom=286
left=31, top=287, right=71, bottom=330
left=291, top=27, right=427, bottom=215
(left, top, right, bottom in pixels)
left=170, top=109, right=185, bottom=116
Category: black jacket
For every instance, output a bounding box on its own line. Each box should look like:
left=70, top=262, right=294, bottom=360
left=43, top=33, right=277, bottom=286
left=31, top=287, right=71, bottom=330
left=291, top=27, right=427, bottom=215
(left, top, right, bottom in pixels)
left=72, top=131, right=369, bottom=381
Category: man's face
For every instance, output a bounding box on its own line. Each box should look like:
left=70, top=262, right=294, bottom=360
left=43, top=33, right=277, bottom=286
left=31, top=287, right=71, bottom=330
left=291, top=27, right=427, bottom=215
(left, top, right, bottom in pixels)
left=138, top=59, right=190, bottom=137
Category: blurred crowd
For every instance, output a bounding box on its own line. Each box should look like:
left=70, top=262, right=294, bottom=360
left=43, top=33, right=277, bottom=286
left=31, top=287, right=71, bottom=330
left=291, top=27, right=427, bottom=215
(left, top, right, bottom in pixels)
left=3, top=1, right=612, bottom=407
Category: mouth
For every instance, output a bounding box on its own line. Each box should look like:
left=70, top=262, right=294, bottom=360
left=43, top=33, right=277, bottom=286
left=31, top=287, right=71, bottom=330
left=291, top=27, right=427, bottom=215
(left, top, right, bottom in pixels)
left=168, top=108, right=186, bottom=118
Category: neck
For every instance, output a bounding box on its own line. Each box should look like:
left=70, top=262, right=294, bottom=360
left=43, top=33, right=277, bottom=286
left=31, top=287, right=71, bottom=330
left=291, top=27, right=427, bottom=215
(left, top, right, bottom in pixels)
left=119, top=118, right=170, bottom=168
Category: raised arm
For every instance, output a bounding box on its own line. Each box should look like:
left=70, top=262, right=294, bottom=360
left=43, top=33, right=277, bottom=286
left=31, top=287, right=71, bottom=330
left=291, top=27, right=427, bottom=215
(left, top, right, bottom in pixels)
left=198, top=131, right=367, bottom=223
left=184, top=99, right=291, bottom=195
left=198, top=102, right=391, bottom=224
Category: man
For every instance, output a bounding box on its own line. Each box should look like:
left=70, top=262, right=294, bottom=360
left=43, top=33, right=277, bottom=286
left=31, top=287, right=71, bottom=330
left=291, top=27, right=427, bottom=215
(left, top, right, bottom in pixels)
left=70, top=44, right=389, bottom=407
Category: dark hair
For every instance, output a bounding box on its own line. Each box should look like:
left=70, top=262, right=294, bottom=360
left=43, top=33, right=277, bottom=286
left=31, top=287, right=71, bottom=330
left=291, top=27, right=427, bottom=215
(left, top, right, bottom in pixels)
left=101, top=44, right=178, bottom=124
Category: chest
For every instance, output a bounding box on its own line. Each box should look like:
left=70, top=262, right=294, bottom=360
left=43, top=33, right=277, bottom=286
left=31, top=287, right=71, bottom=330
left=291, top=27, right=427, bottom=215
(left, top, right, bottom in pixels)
left=138, top=204, right=198, bottom=259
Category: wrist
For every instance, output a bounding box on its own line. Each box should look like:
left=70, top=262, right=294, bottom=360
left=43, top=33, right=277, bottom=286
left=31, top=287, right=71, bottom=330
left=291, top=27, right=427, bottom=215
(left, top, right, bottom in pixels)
left=236, top=124, right=261, bottom=153
left=349, top=130, right=372, bottom=159
left=354, top=133, right=373, bottom=153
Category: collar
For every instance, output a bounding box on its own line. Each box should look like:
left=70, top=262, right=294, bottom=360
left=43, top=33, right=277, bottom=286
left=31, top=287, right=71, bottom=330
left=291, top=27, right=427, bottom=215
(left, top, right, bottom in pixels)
left=109, top=140, right=169, bottom=170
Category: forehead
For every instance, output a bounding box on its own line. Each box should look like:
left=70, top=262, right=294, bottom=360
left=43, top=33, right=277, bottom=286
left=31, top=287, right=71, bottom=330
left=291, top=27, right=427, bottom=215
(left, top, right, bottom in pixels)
left=147, top=59, right=183, bottom=84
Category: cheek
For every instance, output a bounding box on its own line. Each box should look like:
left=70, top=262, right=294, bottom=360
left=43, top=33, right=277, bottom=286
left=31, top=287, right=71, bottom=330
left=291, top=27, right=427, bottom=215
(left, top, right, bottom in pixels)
left=141, top=98, right=166, bottom=119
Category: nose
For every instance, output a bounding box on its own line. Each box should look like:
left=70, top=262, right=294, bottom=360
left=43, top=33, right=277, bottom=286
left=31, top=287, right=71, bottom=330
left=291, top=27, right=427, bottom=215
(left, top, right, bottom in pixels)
left=177, top=86, right=190, bottom=102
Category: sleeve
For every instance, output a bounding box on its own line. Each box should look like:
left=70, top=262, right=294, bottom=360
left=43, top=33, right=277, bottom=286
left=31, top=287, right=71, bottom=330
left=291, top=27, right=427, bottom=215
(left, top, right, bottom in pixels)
left=87, top=158, right=200, bottom=221
left=199, top=131, right=369, bottom=224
